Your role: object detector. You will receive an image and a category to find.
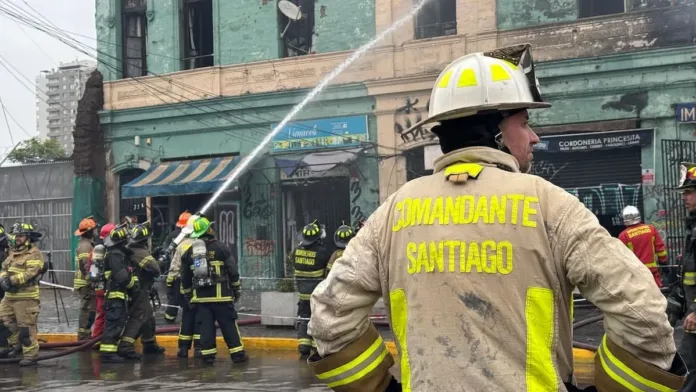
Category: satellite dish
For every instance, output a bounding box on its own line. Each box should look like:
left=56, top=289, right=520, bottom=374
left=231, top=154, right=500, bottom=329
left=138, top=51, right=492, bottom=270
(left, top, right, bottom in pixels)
left=278, top=0, right=302, bottom=21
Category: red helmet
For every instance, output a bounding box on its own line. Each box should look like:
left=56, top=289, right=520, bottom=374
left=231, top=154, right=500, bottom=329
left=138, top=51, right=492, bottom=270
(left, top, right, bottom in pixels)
left=100, top=223, right=116, bottom=240
left=177, top=211, right=192, bottom=228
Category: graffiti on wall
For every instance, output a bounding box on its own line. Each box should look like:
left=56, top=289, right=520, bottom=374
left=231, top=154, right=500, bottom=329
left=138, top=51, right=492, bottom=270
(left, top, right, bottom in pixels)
left=218, top=206, right=238, bottom=249
left=350, top=178, right=369, bottom=228
left=565, top=183, right=642, bottom=218
left=242, top=179, right=274, bottom=220
left=530, top=160, right=569, bottom=181
left=244, top=239, right=275, bottom=257
left=393, top=97, right=437, bottom=148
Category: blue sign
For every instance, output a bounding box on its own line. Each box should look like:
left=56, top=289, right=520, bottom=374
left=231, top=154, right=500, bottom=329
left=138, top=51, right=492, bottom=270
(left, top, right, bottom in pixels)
left=676, top=103, right=696, bottom=123
left=271, top=115, right=369, bottom=153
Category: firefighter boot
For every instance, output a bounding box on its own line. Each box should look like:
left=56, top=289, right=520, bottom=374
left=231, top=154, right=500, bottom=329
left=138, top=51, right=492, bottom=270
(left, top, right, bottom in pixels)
left=194, top=348, right=202, bottom=359
left=231, top=351, right=249, bottom=364
left=19, top=358, right=37, bottom=367
left=117, top=342, right=142, bottom=360
left=101, top=353, right=125, bottom=363
left=0, top=347, right=11, bottom=358
left=177, top=347, right=189, bottom=358
left=143, top=342, right=166, bottom=355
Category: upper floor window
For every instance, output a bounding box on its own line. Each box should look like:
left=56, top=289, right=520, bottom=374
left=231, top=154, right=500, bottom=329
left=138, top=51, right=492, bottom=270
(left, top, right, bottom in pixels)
left=123, top=0, right=147, bottom=78
left=183, top=0, right=214, bottom=69
left=578, top=0, right=625, bottom=18
left=415, top=0, right=457, bottom=40
left=279, top=0, right=315, bottom=58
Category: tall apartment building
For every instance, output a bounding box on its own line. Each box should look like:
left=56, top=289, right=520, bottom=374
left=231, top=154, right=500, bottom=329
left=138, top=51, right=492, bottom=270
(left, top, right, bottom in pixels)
left=36, top=60, right=96, bottom=154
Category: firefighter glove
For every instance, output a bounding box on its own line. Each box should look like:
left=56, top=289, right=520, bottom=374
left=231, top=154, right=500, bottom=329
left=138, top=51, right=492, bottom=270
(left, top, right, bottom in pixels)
left=0, top=277, right=11, bottom=292
left=233, top=287, right=241, bottom=303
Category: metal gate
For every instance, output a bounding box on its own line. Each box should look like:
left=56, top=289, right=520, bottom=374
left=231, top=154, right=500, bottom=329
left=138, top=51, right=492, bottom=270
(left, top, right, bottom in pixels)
left=660, top=139, right=696, bottom=259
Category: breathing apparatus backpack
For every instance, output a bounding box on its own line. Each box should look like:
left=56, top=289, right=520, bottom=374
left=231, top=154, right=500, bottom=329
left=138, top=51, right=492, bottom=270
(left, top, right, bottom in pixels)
left=192, top=239, right=214, bottom=288
left=88, top=244, right=106, bottom=287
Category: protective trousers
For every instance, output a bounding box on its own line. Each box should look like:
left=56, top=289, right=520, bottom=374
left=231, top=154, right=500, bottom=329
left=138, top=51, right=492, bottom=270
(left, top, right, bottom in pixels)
left=139, top=302, right=159, bottom=347
left=92, top=294, right=105, bottom=338
left=118, top=290, right=150, bottom=355
left=77, top=286, right=96, bottom=340
left=99, top=297, right=127, bottom=354
left=0, top=288, right=6, bottom=352
left=196, top=302, right=245, bottom=361
left=178, top=303, right=200, bottom=351
left=164, top=279, right=181, bottom=323
left=678, top=332, right=696, bottom=391
left=297, top=299, right=314, bottom=354
left=0, top=298, right=40, bottom=360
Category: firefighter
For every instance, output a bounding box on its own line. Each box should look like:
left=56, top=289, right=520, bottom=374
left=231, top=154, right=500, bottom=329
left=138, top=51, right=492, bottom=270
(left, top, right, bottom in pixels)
left=99, top=224, right=139, bottom=363
left=167, top=218, right=200, bottom=358
left=126, top=221, right=166, bottom=355
left=293, top=221, right=331, bottom=357
left=90, top=223, right=115, bottom=344
left=164, top=210, right=192, bottom=324
left=0, top=223, right=45, bottom=366
left=0, top=225, right=10, bottom=357
left=618, top=205, right=668, bottom=287
left=307, top=44, right=687, bottom=391
left=326, top=224, right=355, bottom=274
left=675, top=162, right=696, bottom=391
left=181, top=216, right=247, bottom=365
left=74, top=216, right=99, bottom=341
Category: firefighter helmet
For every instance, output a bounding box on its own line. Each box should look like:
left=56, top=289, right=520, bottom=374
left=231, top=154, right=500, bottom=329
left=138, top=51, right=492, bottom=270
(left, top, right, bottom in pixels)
left=191, top=216, right=214, bottom=239
left=104, top=223, right=130, bottom=248
left=177, top=211, right=193, bottom=228
left=622, top=206, right=641, bottom=226
left=405, top=43, right=550, bottom=135
left=334, top=224, right=355, bottom=249
left=100, top=223, right=116, bottom=240
left=301, top=221, right=322, bottom=246
left=75, top=216, right=98, bottom=236
left=10, top=222, right=42, bottom=239
left=677, top=162, right=696, bottom=190
left=129, top=221, right=153, bottom=244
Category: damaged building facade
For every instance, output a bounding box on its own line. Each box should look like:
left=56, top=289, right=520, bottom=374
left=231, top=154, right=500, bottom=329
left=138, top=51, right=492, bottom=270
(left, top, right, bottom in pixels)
left=95, top=0, right=696, bottom=280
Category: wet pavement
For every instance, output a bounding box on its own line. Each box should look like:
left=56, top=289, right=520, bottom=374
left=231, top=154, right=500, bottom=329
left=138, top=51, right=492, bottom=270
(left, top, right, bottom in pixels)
left=0, top=350, right=329, bottom=391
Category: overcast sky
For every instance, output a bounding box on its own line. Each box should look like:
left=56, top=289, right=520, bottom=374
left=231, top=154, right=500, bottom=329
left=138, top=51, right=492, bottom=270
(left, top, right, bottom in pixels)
left=0, top=0, right=96, bottom=155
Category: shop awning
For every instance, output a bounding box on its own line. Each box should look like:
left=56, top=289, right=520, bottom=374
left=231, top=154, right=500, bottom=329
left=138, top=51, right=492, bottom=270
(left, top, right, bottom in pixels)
left=121, top=156, right=242, bottom=199
left=273, top=148, right=362, bottom=176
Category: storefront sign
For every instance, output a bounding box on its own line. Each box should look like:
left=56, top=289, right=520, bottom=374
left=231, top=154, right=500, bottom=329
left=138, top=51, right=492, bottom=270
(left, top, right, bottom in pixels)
left=676, top=103, right=696, bottom=123
left=534, top=129, right=653, bottom=153
left=271, top=115, right=369, bottom=153
left=280, top=165, right=350, bottom=180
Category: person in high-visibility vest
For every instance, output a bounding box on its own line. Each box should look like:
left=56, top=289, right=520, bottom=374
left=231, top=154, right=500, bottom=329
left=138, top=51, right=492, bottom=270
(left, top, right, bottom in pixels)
left=618, top=205, right=668, bottom=287
left=306, top=44, right=687, bottom=391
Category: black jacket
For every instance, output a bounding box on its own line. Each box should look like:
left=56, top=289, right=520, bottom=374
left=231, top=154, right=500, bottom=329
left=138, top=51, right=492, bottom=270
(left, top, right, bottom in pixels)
left=293, top=240, right=332, bottom=298
left=104, top=245, right=136, bottom=299
left=181, top=238, right=239, bottom=303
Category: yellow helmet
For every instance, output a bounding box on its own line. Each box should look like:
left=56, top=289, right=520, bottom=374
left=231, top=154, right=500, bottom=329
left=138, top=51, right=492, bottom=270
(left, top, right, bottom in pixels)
left=407, top=43, right=550, bottom=133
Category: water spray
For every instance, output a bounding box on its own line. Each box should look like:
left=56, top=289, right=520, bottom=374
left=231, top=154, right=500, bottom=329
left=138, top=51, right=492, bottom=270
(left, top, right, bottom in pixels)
left=168, top=0, right=433, bottom=247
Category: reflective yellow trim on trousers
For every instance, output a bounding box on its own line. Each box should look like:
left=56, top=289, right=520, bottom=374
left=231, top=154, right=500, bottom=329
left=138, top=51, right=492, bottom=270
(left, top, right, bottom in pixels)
left=597, top=335, right=676, bottom=392
left=294, top=270, right=325, bottom=278
left=178, top=335, right=192, bottom=341
left=194, top=334, right=201, bottom=340
left=390, top=289, right=411, bottom=391
left=684, top=272, right=696, bottom=286
left=525, top=287, right=557, bottom=391
left=298, top=338, right=312, bottom=346
left=316, top=334, right=390, bottom=388
left=201, top=348, right=217, bottom=355
left=100, top=344, right=118, bottom=353
left=229, top=346, right=244, bottom=354
left=121, top=336, right=135, bottom=344
left=298, top=293, right=311, bottom=300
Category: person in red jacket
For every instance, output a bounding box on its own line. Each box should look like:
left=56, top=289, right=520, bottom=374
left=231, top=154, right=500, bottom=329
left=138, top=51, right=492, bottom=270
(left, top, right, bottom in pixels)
left=90, top=223, right=115, bottom=345
left=618, top=205, right=668, bottom=287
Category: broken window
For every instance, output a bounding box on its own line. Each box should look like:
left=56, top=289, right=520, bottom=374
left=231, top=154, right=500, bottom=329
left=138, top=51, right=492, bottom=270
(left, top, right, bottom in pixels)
left=414, top=0, right=457, bottom=40
left=278, top=0, right=315, bottom=58
left=183, top=0, right=214, bottom=69
left=122, top=0, right=147, bottom=78
left=578, top=0, right=625, bottom=18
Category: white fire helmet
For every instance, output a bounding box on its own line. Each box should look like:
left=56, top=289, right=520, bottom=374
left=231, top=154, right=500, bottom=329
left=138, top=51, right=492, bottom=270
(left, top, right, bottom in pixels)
left=405, top=43, right=551, bottom=133
left=622, top=205, right=641, bottom=226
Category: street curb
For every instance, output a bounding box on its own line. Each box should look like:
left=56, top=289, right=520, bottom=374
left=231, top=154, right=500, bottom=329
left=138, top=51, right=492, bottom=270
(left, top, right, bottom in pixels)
left=38, top=333, right=596, bottom=361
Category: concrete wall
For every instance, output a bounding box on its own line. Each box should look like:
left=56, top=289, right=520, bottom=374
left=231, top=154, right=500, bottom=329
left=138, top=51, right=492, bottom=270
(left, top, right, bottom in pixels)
left=497, top=0, right=576, bottom=30
left=314, top=0, right=376, bottom=53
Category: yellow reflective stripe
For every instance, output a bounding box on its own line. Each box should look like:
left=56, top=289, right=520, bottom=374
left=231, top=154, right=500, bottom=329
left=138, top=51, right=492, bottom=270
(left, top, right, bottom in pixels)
left=17, top=274, right=25, bottom=284
left=193, top=334, right=201, bottom=340
left=390, top=289, right=411, bottom=391
left=22, top=343, right=38, bottom=353
left=121, top=337, right=135, bottom=344
left=191, top=296, right=233, bottom=303
left=229, top=346, right=244, bottom=354
left=298, top=293, right=311, bottom=301
left=8, top=267, right=24, bottom=274
left=181, top=287, right=193, bottom=294
left=444, top=163, right=483, bottom=179
left=437, top=70, right=452, bottom=88
left=139, top=256, right=155, bottom=268
left=491, top=64, right=511, bottom=81
left=25, top=260, right=43, bottom=266
left=107, top=291, right=126, bottom=300
left=316, top=335, right=390, bottom=388
left=6, top=292, right=40, bottom=300
left=201, top=348, right=217, bottom=355
left=294, top=270, right=325, bottom=278
left=231, top=281, right=241, bottom=287
left=657, top=250, right=667, bottom=257
left=100, top=344, right=118, bottom=353
left=298, top=338, right=312, bottom=346
left=645, top=261, right=658, bottom=268
left=525, top=287, right=557, bottom=391
left=178, top=335, right=192, bottom=341
left=626, top=242, right=634, bottom=252
left=104, top=271, right=112, bottom=278
left=166, top=275, right=174, bottom=284
left=685, top=272, right=696, bottom=286
left=597, top=335, right=676, bottom=392
left=126, top=276, right=137, bottom=289
left=165, top=314, right=177, bottom=321
left=210, top=261, right=224, bottom=266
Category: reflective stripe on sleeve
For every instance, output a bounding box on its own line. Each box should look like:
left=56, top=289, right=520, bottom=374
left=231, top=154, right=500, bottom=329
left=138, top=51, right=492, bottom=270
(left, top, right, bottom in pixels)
left=315, top=335, right=390, bottom=388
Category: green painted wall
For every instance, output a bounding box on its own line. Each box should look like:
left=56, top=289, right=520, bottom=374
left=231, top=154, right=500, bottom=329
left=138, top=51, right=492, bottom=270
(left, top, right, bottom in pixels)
left=497, top=0, right=576, bottom=30
left=533, top=46, right=696, bottom=249
left=95, top=0, right=122, bottom=81
left=314, top=0, right=375, bottom=53
left=101, top=84, right=377, bottom=279
left=216, top=0, right=279, bottom=65
left=147, top=0, right=181, bottom=74
left=349, top=115, right=380, bottom=227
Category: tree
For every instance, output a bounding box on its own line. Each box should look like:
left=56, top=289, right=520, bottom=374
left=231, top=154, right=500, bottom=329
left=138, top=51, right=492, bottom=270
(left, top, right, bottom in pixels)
left=7, top=137, right=68, bottom=163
